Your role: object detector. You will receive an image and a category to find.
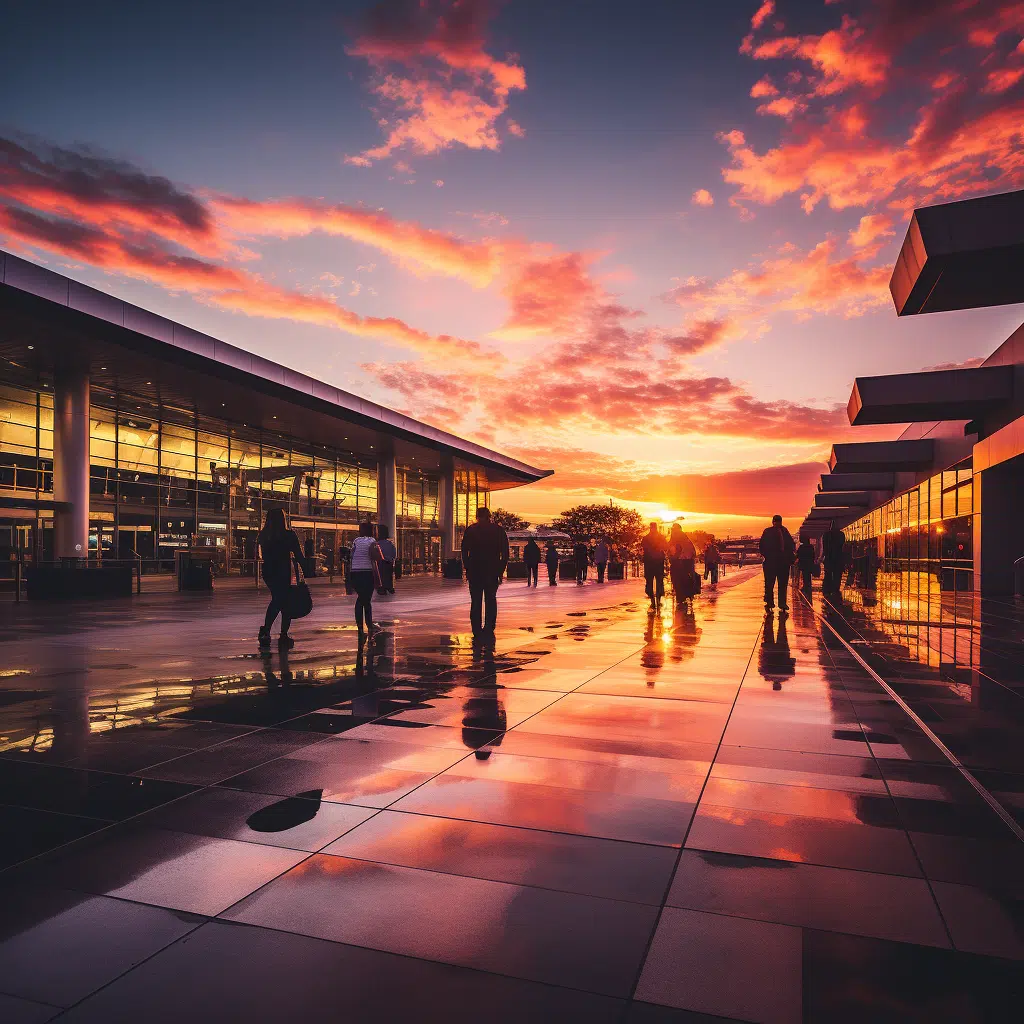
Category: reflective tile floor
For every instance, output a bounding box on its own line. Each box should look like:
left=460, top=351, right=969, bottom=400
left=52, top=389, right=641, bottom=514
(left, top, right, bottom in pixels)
left=1, top=570, right=1023, bottom=1022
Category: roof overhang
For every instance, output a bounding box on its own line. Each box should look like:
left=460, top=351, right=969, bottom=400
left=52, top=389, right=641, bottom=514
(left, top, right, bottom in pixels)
left=890, top=190, right=1024, bottom=315
left=819, top=472, right=895, bottom=492
left=813, top=490, right=890, bottom=509
left=848, top=365, right=1014, bottom=425
left=828, top=439, right=934, bottom=474
left=0, top=252, right=551, bottom=490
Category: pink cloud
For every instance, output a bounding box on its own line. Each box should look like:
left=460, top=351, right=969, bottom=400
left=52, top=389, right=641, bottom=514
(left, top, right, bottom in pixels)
left=691, top=188, right=715, bottom=206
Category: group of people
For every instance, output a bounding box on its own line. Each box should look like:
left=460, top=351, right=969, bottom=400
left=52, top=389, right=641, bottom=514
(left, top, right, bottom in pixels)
left=758, top=515, right=849, bottom=613
left=640, top=521, right=706, bottom=611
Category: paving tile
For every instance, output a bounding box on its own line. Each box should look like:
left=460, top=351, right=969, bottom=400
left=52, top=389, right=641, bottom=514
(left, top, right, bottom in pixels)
left=908, top=830, right=1024, bottom=895
left=223, top=854, right=658, bottom=996
left=635, top=907, right=802, bottom=1024
left=136, top=786, right=377, bottom=850
left=801, top=928, right=1024, bottom=1023
left=667, top=849, right=948, bottom=946
left=0, top=805, right=109, bottom=869
left=0, top=885, right=201, bottom=1006
left=56, top=920, right=625, bottom=1023
left=686, top=804, right=921, bottom=876
left=0, top=993, right=60, bottom=1024
left=324, top=809, right=678, bottom=903
left=10, top=825, right=307, bottom=915
left=624, top=1002, right=741, bottom=1023
left=931, top=881, right=1024, bottom=960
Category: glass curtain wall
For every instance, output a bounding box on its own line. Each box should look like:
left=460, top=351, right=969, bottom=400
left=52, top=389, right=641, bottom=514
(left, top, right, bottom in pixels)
left=396, top=467, right=440, bottom=574
left=453, top=465, right=490, bottom=553
left=0, top=380, right=380, bottom=575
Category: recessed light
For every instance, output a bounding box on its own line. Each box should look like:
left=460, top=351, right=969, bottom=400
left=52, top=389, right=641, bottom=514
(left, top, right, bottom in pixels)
left=27, top=345, right=34, bottom=350
left=100, top=366, right=107, bottom=370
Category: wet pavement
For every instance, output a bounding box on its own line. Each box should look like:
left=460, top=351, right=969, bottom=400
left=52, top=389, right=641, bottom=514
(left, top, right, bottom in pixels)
left=1, top=569, right=1022, bottom=1022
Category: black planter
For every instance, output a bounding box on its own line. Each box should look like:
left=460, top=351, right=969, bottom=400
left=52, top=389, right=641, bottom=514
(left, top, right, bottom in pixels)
left=27, top=565, right=134, bottom=600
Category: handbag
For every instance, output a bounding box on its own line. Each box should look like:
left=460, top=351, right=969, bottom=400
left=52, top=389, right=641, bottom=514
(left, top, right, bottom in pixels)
left=286, top=555, right=313, bottom=619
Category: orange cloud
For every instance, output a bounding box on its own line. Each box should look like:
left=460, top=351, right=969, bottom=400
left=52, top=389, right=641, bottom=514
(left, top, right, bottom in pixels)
left=847, top=212, right=894, bottom=257
left=691, top=188, right=715, bottom=206
left=211, top=195, right=502, bottom=285
left=345, top=0, right=525, bottom=165
left=751, top=1, right=776, bottom=32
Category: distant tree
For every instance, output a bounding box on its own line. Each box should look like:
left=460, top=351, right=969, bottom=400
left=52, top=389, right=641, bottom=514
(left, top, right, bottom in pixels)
left=688, top=530, right=716, bottom=553
left=490, top=508, right=530, bottom=531
left=550, top=504, right=645, bottom=548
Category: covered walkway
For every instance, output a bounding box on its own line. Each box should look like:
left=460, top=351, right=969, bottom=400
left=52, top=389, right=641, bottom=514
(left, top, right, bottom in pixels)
left=1, top=571, right=1021, bottom=1022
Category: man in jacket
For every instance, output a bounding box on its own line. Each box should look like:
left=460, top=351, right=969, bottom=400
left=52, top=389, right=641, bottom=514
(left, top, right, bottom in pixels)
left=759, top=514, right=796, bottom=612
left=594, top=537, right=610, bottom=583
left=461, top=507, right=510, bottom=639
left=573, top=540, right=589, bottom=585
left=523, top=537, right=541, bottom=587
left=641, top=522, right=667, bottom=610
left=703, top=542, right=721, bottom=585
left=795, top=535, right=816, bottom=595
left=376, top=525, right=397, bottom=595
left=544, top=539, right=559, bottom=586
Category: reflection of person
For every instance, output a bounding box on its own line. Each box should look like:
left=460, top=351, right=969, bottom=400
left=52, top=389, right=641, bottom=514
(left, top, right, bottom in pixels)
left=349, top=521, right=383, bottom=637
left=822, top=520, right=846, bottom=594
left=595, top=537, right=610, bottom=583
left=758, top=612, right=796, bottom=690
left=759, top=514, right=795, bottom=613
left=641, top=522, right=667, bottom=610
left=258, top=508, right=304, bottom=650
left=667, top=524, right=697, bottom=606
left=461, top=507, right=509, bottom=640
left=795, top=536, right=816, bottom=595
left=523, top=537, right=541, bottom=587
left=544, top=540, right=559, bottom=586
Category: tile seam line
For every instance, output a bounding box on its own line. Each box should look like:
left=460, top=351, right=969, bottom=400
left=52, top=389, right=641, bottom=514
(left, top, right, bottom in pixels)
left=812, top=597, right=954, bottom=947
left=624, top=577, right=765, bottom=1003
left=801, top=589, right=1024, bottom=845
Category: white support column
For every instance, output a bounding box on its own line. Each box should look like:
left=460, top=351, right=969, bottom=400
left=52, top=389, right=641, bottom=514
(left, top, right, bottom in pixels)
left=377, top=452, right=397, bottom=545
left=438, top=456, right=455, bottom=559
left=53, top=368, right=90, bottom=561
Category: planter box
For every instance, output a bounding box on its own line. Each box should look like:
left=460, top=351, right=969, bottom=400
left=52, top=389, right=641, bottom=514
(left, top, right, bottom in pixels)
left=559, top=560, right=578, bottom=581
left=608, top=561, right=625, bottom=580
left=443, top=557, right=463, bottom=580
left=27, top=566, right=133, bottom=600
left=505, top=562, right=529, bottom=579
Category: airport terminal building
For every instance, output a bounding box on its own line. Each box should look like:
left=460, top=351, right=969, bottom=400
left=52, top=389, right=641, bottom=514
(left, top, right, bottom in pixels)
left=0, top=251, right=550, bottom=577
left=802, top=189, right=1024, bottom=598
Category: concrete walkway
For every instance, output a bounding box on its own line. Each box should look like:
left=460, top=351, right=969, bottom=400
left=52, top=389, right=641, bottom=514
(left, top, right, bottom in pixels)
left=0, top=570, right=1021, bottom=1022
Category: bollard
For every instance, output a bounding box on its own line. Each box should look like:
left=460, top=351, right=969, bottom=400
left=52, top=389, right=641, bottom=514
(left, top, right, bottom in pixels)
left=15, top=558, right=22, bottom=603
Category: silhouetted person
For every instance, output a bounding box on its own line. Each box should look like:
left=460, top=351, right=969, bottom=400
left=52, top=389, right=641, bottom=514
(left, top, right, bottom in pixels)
left=667, top=523, right=697, bottom=606
left=641, top=522, right=667, bottom=610
left=595, top=536, right=610, bottom=583
left=349, top=520, right=383, bottom=637
left=258, top=508, right=304, bottom=650
left=545, top=539, right=559, bottom=586
left=822, top=519, right=846, bottom=594
left=573, top=540, right=588, bottom=585
left=376, top=525, right=397, bottom=594
left=703, top=541, right=721, bottom=585
left=461, top=506, right=509, bottom=640
left=759, top=514, right=795, bottom=612
left=523, top=537, right=541, bottom=587
left=796, top=535, right=816, bottom=595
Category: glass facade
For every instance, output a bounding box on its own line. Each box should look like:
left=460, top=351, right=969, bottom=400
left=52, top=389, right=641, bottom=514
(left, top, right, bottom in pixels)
left=0, top=379, right=474, bottom=576
left=454, top=465, right=490, bottom=552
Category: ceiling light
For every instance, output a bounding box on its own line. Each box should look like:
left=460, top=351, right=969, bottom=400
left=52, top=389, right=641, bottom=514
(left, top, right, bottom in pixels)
left=27, top=345, right=34, bottom=350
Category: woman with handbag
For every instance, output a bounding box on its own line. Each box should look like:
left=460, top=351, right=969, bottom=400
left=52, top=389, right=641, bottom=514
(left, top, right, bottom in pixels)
left=349, top=521, right=383, bottom=637
left=258, top=508, right=305, bottom=649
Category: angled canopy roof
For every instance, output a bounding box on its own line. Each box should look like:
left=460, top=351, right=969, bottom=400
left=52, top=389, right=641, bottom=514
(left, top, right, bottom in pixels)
left=890, top=189, right=1024, bottom=315
left=848, top=365, right=1014, bottom=426
left=0, top=251, right=550, bottom=489
left=829, top=439, right=934, bottom=474
left=814, top=490, right=888, bottom=509
left=819, top=472, right=895, bottom=492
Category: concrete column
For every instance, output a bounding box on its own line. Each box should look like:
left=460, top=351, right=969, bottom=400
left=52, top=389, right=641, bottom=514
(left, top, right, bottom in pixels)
left=974, top=453, right=1024, bottom=596
left=53, top=368, right=90, bottom=561
left=438, top=456, right=455, bottom=558
left=376, top=452, right=397, bottom=544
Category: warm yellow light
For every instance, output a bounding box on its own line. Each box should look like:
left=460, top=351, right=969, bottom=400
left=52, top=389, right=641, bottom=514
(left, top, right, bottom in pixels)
left=657, top=509, right=685, bottom=523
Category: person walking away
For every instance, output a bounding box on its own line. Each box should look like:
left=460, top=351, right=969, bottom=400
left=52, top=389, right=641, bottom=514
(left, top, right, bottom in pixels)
left=795, top=535, right=816, bottom=595
left=641, top=522, right=667, bottom=610
left=667, top=523, right=697, bottom=606
left=258, top=508, right=305, bottom=650
left=703, top=541, right=721, bottom=585
left=759, top=514, right=795, bottom=613
left=349, top=521, right=383, bottom=637
left=573, top=540, right=588, bottom=586
left=462, top=507, right=509, bottom=640
left=523, top=537, right=541, bottom=587
left=821, top=520, right=846, bottom=594
left=595, top=537, right=610, bottom=583
left=545, top=539, right=559, bottom=586
left=376, top=525, right=397, bottom=595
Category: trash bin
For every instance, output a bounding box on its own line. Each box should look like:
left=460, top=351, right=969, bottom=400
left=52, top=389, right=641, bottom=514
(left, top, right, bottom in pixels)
left=505, top=562, right=528, bottom=579
left=608, top=561, right=625, bottom=580
left=559, top=559, right=577, bottom=581
left=176, top=550, right=214, bottom=591
left=443, top=557, right=463, bottom=580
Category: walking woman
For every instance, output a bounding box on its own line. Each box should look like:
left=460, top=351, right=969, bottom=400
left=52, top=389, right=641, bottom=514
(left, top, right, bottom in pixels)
left=667, top=523, right=697, bottom=606
left=348, top=521, right=383, bottom=636
left=258, top=508, right=304, bottom=649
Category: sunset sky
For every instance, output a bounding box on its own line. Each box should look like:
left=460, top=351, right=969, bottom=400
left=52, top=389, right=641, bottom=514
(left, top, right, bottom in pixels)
left=2, top=0, right=1023, bottom=534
